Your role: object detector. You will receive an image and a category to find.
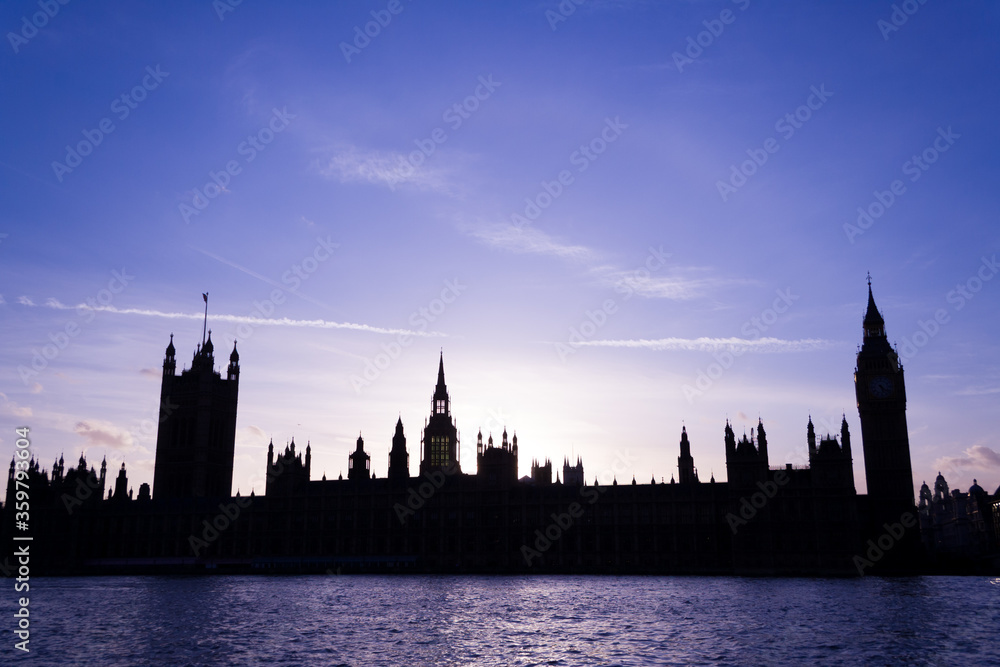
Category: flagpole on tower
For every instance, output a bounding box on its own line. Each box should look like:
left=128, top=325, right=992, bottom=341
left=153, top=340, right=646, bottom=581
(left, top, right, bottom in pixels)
left=202, top=292, right=209, bottom=345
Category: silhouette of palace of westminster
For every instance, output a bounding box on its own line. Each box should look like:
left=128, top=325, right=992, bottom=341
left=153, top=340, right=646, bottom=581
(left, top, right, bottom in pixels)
left=4, top=282, right=998, bottom=576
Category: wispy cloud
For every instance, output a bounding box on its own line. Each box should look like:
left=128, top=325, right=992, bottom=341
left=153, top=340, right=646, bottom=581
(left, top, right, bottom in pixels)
left=0, top=393, right=33, bottom=418
left=191, top=246, right=333, bottom=311
left=591, top=263, right=754, bottom=301
left=568, top=337, right=838, bottom=353
left=953, top=385, right=1000, bottom=396
left=23, top=299, right=443, bottom=338
left=319, top=148, right=453, bottom=193
left=934, top=445, right=1000, bottom=476
left=463, top=223, right=596, bottom=261
left=75, top=419, right=134, bottom=452
left=461, top=221, right=745, bottom=301
left=17, top=296, right=34, bottom=306
left=235, top=425, right=267, bottom=450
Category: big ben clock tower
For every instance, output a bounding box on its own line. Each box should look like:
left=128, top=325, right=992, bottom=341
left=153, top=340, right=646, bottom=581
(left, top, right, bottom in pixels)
left=855, top=277, right=915, bottom=525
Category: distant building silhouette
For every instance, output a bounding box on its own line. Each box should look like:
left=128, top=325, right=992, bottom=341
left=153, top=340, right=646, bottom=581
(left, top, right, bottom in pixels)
left=918, top=473, right=998, bottom=568
left=3, top=281, right=997, bottom=576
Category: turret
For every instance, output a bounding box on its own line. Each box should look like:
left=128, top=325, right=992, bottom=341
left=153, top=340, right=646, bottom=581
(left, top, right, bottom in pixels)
left=840, top=415, right=851, bottom=457
left=933, top=472, right=948, bottom=501
left=112, top=462, right=129, bottom=502
left=163, top=334, right=176, bottom=376
left=52, top=454, right=65, bottom=483
left=388, top=417, right=409, bottom=482
left=918, top=481, right=931, bottom=508
left=349, top=433, right=371, bottom=481
left=756, top=419, right=767, bottom=461
left=807, top=417, right=817, bottom=458
left=227, top=341, right=240, bottom=380
left=678, top=426, right=697, bottom=484
left=724, top=421, right=736, bottom=459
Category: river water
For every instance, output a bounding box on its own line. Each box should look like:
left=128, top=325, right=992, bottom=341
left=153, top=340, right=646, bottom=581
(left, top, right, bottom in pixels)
left=6, top=575, right=998, bottom=665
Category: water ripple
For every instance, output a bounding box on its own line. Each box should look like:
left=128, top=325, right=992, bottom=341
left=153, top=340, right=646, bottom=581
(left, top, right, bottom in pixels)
left=6, top=575, right=999, bottom=666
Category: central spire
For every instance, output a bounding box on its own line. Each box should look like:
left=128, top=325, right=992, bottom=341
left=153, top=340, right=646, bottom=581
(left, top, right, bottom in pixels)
left=436, top=350, right=446, bottom=392
left=432, top=350, right=449, bottom=411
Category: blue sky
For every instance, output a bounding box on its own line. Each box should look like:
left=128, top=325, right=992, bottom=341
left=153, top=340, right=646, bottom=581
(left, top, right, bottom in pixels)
left=2, top=0, right=998, bottom=500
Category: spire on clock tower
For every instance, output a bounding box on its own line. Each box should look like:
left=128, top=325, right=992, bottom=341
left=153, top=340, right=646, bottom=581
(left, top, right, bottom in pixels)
left=863, top=273, right=886, bottom=340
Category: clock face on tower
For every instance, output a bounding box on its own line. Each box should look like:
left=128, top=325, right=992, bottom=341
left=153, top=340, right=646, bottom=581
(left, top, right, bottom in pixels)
left=869, top=375, right=894, bottom=398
